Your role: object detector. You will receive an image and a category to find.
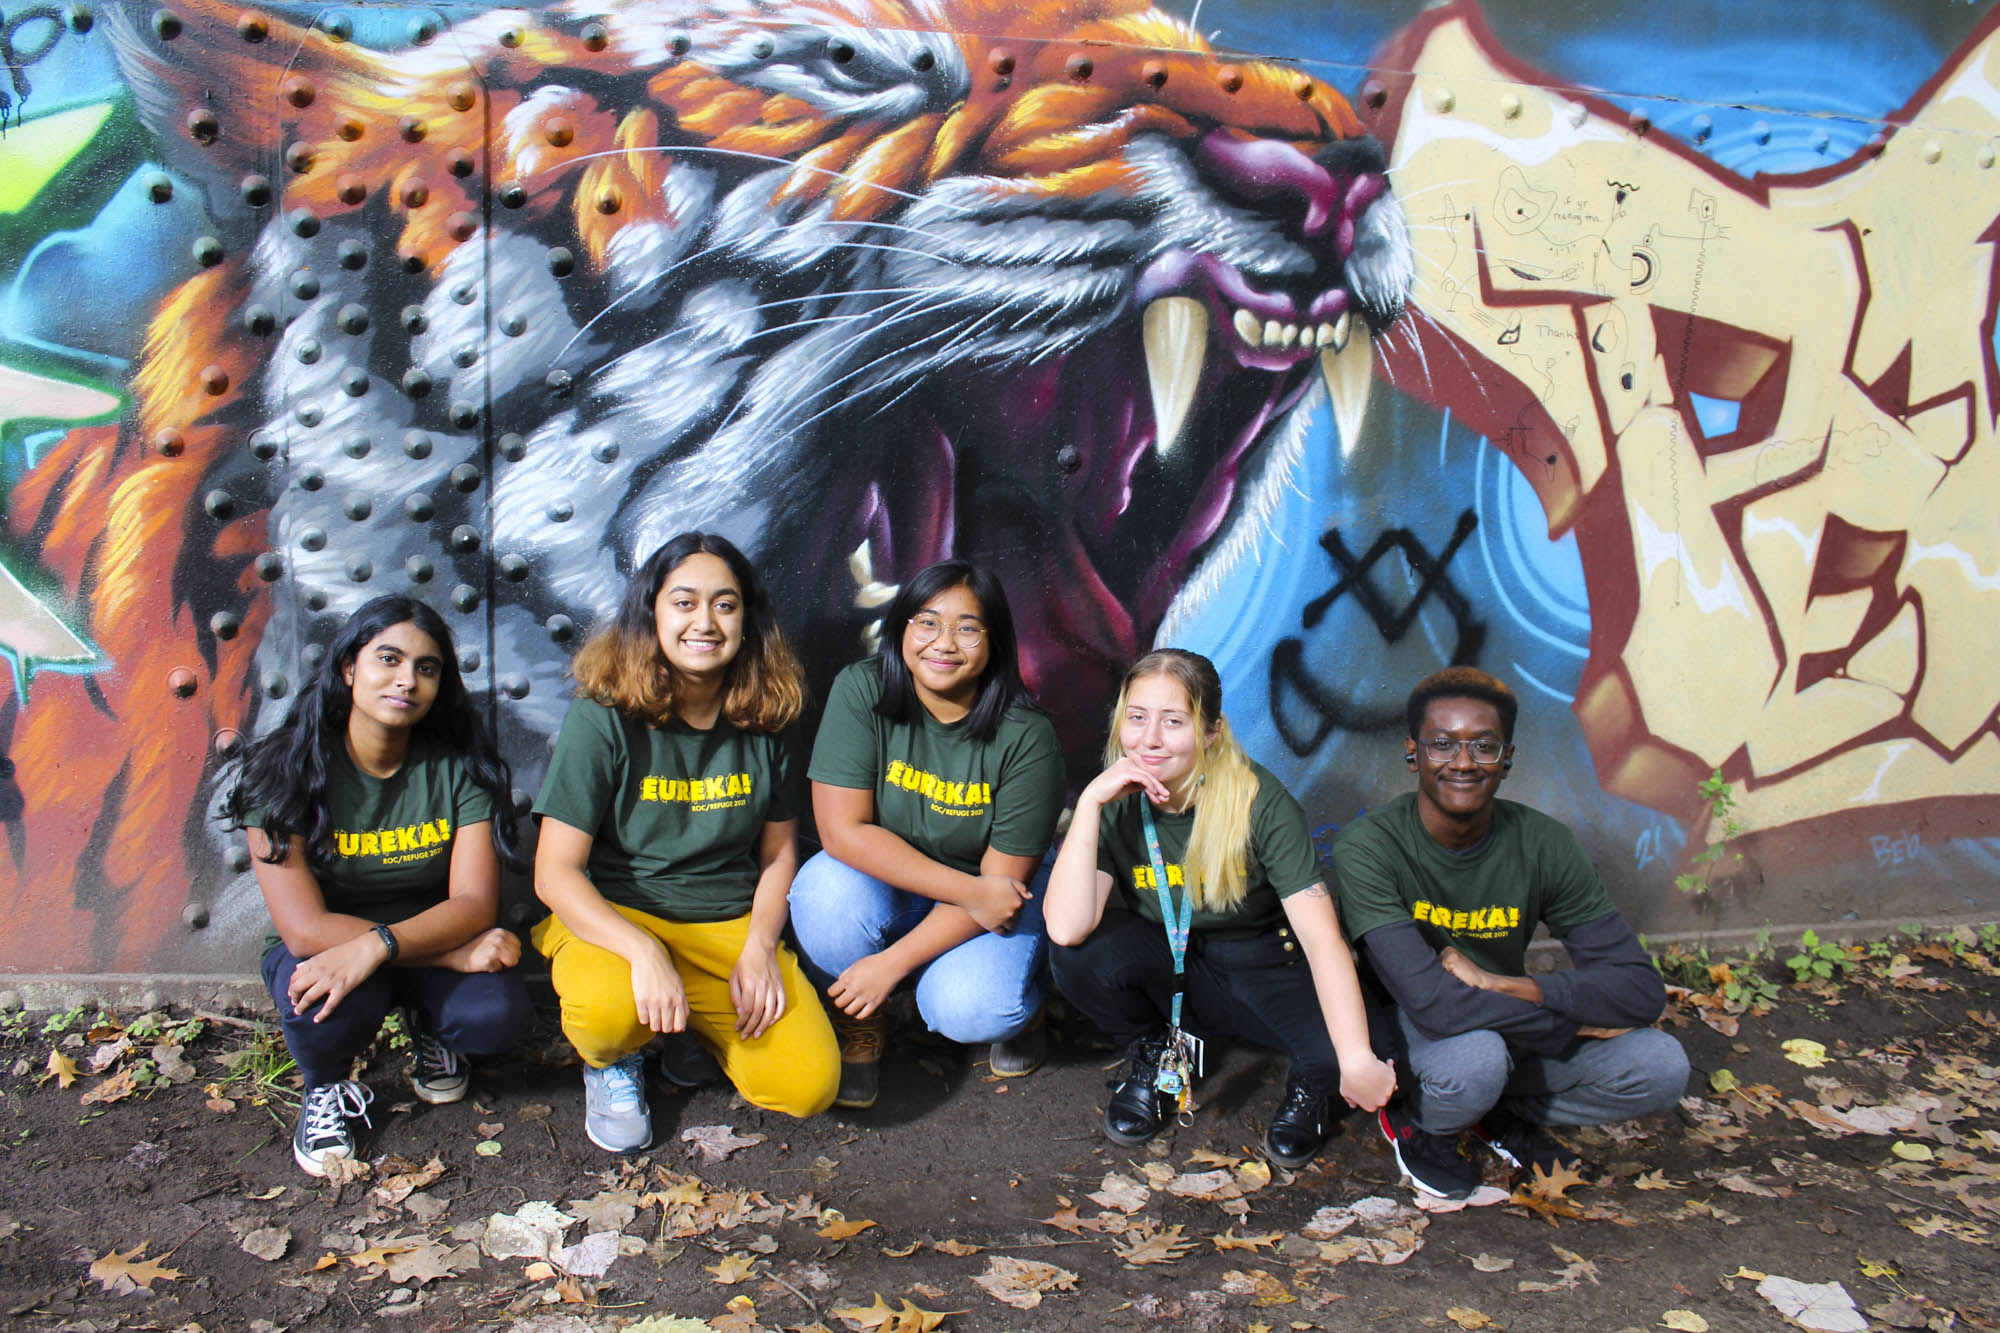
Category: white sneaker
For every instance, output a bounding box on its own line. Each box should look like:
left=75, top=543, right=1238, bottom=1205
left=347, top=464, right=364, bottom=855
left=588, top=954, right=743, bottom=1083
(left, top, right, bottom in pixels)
left=293, top=1080, right=374, bottom=1176
left=582, top=1054, right=651, bottom=1153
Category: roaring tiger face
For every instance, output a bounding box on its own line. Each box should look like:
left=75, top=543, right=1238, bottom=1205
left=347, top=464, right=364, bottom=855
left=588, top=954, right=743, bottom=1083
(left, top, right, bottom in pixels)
left=3, top=0, right=1407, bottom=960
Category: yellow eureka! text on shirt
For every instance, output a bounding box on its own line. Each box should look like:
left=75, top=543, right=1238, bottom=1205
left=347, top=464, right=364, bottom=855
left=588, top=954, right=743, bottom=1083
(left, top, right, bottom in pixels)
left=883, top=760, right=992, bottom=813
left=1130, top=863, right=1187, bottom=890
left=641, top=773, right=754, bottom=803
left=336, top=818, right=451, bottom=859
left=1412, top=901, right=1521, bottom=936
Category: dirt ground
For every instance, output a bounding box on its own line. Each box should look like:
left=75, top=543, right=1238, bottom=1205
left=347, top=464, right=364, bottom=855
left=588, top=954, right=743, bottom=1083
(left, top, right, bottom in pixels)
left=2, top=929, right=1998, bottom=1333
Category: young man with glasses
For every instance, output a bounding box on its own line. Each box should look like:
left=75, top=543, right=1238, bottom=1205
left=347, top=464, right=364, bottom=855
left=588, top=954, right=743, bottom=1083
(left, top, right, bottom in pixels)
left=1330, top=667, right=1689, bottom=1200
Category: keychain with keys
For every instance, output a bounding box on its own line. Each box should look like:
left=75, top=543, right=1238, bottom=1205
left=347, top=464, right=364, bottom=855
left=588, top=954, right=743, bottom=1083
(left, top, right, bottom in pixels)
left=1141, top=802, right=1202, bottom=1121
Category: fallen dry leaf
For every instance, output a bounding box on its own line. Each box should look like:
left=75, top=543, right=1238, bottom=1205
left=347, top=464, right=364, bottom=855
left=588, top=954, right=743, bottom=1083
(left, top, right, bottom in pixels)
left=830, top=1291, right=957, bottom=1333
left=346, top=1233, right=423, bottom=1270
left=706, top=1252, right=759, bottom=1285
left=88, top=1243, right=182, bottom=1293
left=1632, top=1171, right=1684, bottom=1191
left=816, top=1216, right=879, bottom=1241
left=1889, top=1141, right=1934, bottom=1162
left=1660, top=1312, right=1708, bottom=1332
left=1446, top=1307, right=1495, bottom=1330
left=1235, top=1159, right=1273, bottom=1193
left=1113, top=1223, right=1197, bottom=1266
left=682, top=1125, right=767, bottom=1164
left=385, top=1239, right=473, bottom=1285
left=1166, top=1169, right=1240, bottom=1202
left=1086, top=1173, right=1150, bottom=1214
left=1756, top=1275, right=1867, bottom=1332
left=239, top=1226, right=291, bottom=1262
left=79, top=1067, right=139, bottom=1106
left=1212, top=1229, right=1284, bottom=1252
left=518, top=1102, right=553, bottom=1121
left=373, top=1155, right=447, bottom=1206
left=931, top=1238, right=980, bottom=1256
left=882, top=1241, right=921, bottom=1258
left=971, top=1255, right=1077, bottom=1309
left=1782, top=1038, right=1832, bottom=1068
left=1470, top=1253, right=1514, bottom=1272
left=151, top=1044, right=197, bottom=1084
left=551, top=1230, right=618, bottom=1279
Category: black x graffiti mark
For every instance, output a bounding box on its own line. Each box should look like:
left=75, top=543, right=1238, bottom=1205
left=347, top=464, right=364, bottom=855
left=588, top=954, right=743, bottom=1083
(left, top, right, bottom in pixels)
left=1268, top=510, right=1486, bottom=755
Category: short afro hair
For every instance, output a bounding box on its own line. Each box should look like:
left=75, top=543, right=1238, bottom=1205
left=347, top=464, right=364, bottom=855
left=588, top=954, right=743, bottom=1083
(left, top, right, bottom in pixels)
left=1406, top=666, right=1519, bottom=742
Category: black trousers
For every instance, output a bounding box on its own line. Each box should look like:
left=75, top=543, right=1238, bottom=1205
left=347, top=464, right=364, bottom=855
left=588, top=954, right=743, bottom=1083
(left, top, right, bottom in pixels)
left=1050, top=909, right=1345, bottom=1093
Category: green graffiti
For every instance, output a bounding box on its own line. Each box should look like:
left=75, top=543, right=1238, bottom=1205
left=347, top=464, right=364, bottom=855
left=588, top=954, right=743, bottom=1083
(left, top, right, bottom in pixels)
left=0, top=101, right=115, bottom=215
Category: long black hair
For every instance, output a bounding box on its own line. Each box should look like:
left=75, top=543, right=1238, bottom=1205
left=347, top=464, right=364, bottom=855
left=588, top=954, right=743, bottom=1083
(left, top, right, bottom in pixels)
left=873, top=559, right=1037, bottom=743
left=223, top=595, right=520, bottom=871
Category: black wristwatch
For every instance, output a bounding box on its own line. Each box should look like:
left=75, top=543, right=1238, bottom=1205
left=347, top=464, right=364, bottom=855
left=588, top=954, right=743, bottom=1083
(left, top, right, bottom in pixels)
left=372, top=923, right=400, bottom=961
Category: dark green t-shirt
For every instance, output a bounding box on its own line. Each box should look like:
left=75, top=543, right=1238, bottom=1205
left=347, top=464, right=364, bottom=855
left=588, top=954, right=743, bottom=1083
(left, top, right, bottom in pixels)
left=247, top=733, right=495, bottom=927
left=1095, top=760, right=1323, bottom=940
left=1331, top=792, right=1615, bottom=974
left=534, top=697, right=805, bottom=921
left=808, top=661, right=1064, bottom=876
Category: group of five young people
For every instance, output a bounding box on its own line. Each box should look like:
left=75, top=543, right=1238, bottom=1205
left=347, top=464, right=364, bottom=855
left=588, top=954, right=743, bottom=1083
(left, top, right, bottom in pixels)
left=230, top=536, right=1396, bottom=1177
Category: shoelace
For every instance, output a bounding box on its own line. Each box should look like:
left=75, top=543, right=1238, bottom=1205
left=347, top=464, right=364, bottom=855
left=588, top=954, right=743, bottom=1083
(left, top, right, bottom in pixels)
left=415, top=1033, right=461, bottom=1081
left=834, top=1017, right=882, bottom=1061
left=596, top=1056, right=645, bottom=1111
left=302, top=1080, right=374, bottom=1138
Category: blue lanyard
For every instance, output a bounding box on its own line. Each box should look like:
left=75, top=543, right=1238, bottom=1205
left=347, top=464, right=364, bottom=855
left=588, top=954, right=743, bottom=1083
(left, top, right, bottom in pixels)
left=1139, top=800, right=1194, bottom=1032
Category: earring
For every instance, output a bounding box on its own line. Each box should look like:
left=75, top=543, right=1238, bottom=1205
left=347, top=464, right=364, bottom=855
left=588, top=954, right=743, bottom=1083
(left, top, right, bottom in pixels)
left=1501, top=758, right=1513, bottom=771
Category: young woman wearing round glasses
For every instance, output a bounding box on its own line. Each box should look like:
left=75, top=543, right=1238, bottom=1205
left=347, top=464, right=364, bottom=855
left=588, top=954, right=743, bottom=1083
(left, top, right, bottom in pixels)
left=787, top=560, right=1064, bottom=1108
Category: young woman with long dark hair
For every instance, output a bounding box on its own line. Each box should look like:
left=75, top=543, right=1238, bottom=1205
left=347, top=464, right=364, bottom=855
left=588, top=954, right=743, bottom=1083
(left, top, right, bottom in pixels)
left=788, top=560, right=1065, bottom=1108
left=226, top=595, right=531, bottom=1176
left=1045, top=649, right=1395, bottom=1166
left=533, top=533, right=838, bottom=1152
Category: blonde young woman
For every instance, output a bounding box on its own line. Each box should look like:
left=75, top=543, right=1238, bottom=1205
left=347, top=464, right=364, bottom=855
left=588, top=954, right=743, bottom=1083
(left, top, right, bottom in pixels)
left=1045, top=649, right=1396, bottom=1165
left=533, top=533, right=838, bottom=1152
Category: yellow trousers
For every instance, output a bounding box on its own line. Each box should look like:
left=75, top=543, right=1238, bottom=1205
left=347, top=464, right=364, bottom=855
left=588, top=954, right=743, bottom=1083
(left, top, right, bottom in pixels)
left=533, top=905, right=839, bottom=1119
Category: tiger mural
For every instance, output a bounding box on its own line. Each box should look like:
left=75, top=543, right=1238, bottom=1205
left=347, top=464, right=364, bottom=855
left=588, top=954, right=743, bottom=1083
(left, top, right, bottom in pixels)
left=1, top=0, right=1409, bottom=966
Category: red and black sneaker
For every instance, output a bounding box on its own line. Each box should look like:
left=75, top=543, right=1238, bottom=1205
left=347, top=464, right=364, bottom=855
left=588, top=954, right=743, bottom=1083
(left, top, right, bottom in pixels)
left=1377, top=1103, right=1480, bottom=1200
left=1472, top=1107, right=1592, bottom=1180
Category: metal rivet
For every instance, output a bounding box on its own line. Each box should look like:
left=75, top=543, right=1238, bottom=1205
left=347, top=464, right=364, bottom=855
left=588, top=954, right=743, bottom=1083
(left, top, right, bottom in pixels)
left=337, top=175, right=367, bottom=206
left=452, top=344, right=478, bottom=368
left=336, top=116, right=364, bottom=142
left=209, top=611, right=240, bottom=639
left=498, top=433, right=526, bottom=461
left=404, top=493, right=434, bottom=521
left=447, top=148, right=475, bottom=178
left=265, top=674, right=289, bottom=698
left=1866, top=131, right=1887, bottom=157
left=1292, top=74, right=1314, bottom=101
left=447, top=211, right=478, bottom=241
left=65, top=5, right=93, bottom=32
left=1752, top=120, right=1772, bottom=145
left=290, top=270, right=320, bottom=300
left=750, top=34, right=772, bottom=58
left=168, top=667, right=198, bottom=697
left=286, top=141, right=314, bottom=173
left=288, top=208, right=320, bottom=238
left=499, top=311, right=526, bottom=337
left=1140, top=61, right=1165, bottom=89
left=450, top=463, right=483, bottom=492
left=1812, top=129, right=1830, bottom=153
left=459, top=649, right=482, bottom=672
left=498, top=181, right=526, bottom=209
left=989, top=49, right=1013, bottom=75
left=341, top=433, right=369, bottom=459
left=401, top=179, right=430, bottom=208
left=595, top=188, right=621, bottom=214
left=322, top=12, right=351, bottom=41
left=185, top=108, right=219, bottom=144
left=337, top=303, right=369, bottom=334
left=203, top=489, right=235, bottom=519
left=152, top=8, right=181, bottom=39
left=239, top=174, right=271, bottom=206
left=154, top=428, right=185, bottom=457
left=404, top=430, right=433, bottom=459
left=249, top=431, right=279, bottom=461
left=450, top=583, right=481, bottom=612
left=547, top=498, right=573, bottom=522
left=201, top=365, right=230, bottom=395
left=303, top=643, right=328, bottom=669
left=340, top=368, right=370, bottom=397
left=911, top=48, right=934, bottom=72
left=544, top=117, right=574, bottom=148
left=224, top=847, right=250, bottom=874
left=1218, top=64, right=1243, bottom=93
left=1568, top=102, right=1588, bottom=128
left=581, top=20, right=607, bottom=49
left=182, top=902, right=210, bottom=930
left=546, top=369, right=573, bottom=396
left=1055, top=444, right=1080, bottom=473
left=1691, top=114, right=1712, bottom=144
left=302, top=587, right=327, bottom=611
left=406, top=556, right=434, bottom=582
left=402, top=368, right=433, bottom=398
left=407, top=14, right=436, bottom=43
left=1629, top=110, right=1650, bottom=135
left=546, top=614, right=576, bottom=643
left=449, top=402, right=479, bottom=430
left=498, top=553, right=529, bottom=581
left=1431, top=86, right=1455, bottom=113
left=1362, top=78, right=1386, bottom=110
left=448, top=81, right=476, bottom=111
left=346, top=557, right=372, bottom=582
left=254, top=552, right=284, bottom=581
left=400, top=304, right=428, bottom=334
left=399, top=116, right=426, bottom=144
left=192, top=235, right=224, bottom=266
left=296, top=337, right=322, bottom=364
left=498, top=25, right=521, bottom=47
left=829, top=38, right=854, bottom=63
left=592, top=439, right=619, bottom=463
left=297, top=467, right=325, bottom=492
left=450, top=524, right=481, bottom=553
left=142, top=170, right=174, bottom=203
left=547, top=247, right=575, bottom=277
left=235, top=10, right=265, bottom=40
left=669, top=32, right=689, bottom=55
left=299, top=526, right=327, bottom=551
left=1923, top=138, right=1943, bottom=164
left=343, top=494, right=372, bottom=521
left=243, top=304, right=276, bottom=336
left=294, top=402, right=322, bottom=427
left=1500, top=92, right=1522, bottom=119
left=500, top=674, right=530, bottom=699
left=1066, top=54, right=1092, bottom=81
left=1981, top=143, right=1997, bottom=169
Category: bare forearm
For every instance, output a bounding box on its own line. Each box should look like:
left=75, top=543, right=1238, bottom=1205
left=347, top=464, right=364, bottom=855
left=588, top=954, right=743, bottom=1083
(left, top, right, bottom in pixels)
left=879, top=902, right=985, bottom=972
left=1045, top=799, right=1111, bottom=946
left=823, top=821, right=984, bottom=906
left=536, top=866, right=664, bottom=965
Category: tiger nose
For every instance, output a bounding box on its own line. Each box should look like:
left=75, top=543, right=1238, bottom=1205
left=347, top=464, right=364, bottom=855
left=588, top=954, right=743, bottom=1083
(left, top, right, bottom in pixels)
left=1192, top=130, right=1340, bottom=240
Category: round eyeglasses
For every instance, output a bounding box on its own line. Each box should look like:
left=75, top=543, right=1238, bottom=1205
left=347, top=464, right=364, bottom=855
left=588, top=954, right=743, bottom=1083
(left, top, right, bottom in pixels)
left=908, top=613, right=986, bottom=649
left=1420, top=735, right=1506, bottom=765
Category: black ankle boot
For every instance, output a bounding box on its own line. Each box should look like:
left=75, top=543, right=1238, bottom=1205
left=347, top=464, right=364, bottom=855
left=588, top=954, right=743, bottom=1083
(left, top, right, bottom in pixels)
left=1263, top=1076, right=1334, bottom=1168
left=1102, top=1036, right=1171, bottom=1147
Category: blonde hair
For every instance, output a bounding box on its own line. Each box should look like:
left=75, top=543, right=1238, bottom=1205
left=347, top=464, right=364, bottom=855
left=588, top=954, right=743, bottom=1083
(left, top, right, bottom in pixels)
left=1105, top=650, right=1260, bottom=913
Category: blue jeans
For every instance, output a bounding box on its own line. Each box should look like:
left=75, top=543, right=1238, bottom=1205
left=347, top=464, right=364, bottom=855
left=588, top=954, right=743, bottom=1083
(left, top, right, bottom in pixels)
left=1395, top=1008, right=1689, bottom=1133
left=263, top=942, right=533, bottom=1088
left=787, top=850, right=1045, bottom=1044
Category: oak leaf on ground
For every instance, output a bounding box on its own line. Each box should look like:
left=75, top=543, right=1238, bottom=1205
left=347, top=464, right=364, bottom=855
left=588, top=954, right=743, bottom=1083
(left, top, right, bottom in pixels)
left=829, top=1292, right=957, bottom=1333
left=88, top=1243, right=183, bottom=1293
left=971, top=1255, right=1078, bottom=1309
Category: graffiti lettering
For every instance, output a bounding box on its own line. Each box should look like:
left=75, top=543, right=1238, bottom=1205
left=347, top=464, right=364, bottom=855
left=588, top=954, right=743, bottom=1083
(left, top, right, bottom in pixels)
left=0, top=7, right=65, bottom=126
left=1270, top=512, right=1485, bottom=755
left=1634, top=822, right=1667, bottom=871
left=1870, top=832, right=1923, bottom=868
